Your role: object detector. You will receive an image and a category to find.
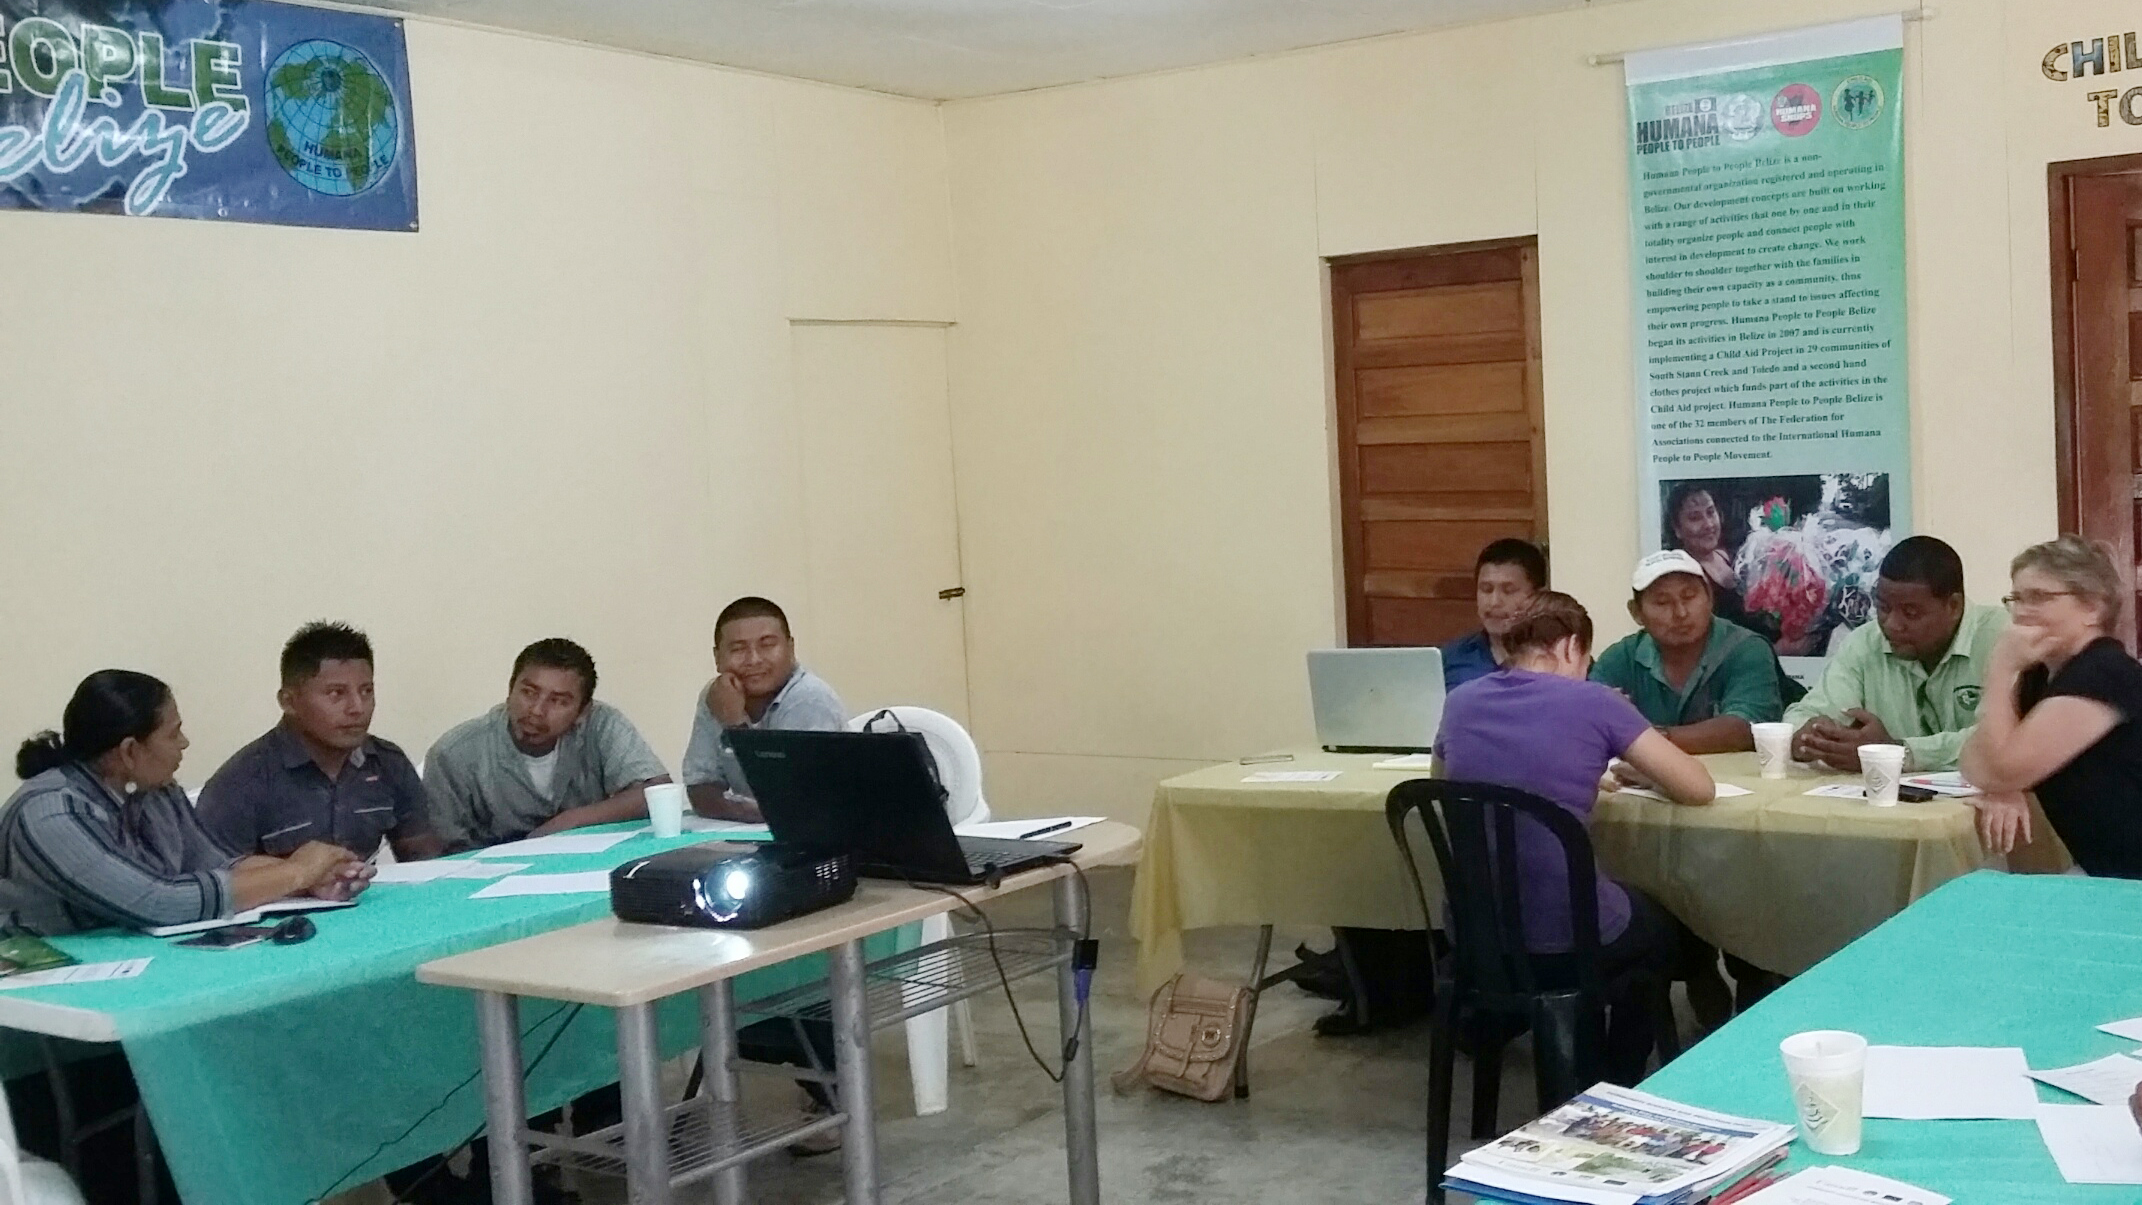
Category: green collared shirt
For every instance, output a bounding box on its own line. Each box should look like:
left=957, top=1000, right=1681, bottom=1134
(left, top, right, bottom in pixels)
left=1591, top=617, right=1783, bottom=729
left=1782, top=603, right=2008, bottom=771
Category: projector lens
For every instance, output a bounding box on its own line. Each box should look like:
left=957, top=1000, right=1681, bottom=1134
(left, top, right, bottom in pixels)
left=723, top=870, right=753, bottom=900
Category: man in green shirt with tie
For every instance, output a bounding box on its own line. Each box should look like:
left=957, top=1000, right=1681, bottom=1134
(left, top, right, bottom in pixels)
left=1786, top=536, right=2007, bottom=772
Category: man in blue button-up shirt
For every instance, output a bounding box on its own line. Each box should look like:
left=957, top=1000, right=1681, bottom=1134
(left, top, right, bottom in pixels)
left=199, top=622, right=443, bottom=861
left=1440, top=539, right=1549, bottom=692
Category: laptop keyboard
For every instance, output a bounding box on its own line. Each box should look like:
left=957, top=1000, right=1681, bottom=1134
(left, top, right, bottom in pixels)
left=957, top=835, right=1060, bottom=873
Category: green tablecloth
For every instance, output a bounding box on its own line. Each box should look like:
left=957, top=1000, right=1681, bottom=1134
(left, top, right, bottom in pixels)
left=0, top=823, right=906, bottom=1205
left=1639, top=871, right=2142, bottom=1201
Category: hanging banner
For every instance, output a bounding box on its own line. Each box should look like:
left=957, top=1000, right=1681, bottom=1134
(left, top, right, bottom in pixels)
left=0, top=0, right=416, bottom=230
left=1625, top=16, right=1905, bottom=657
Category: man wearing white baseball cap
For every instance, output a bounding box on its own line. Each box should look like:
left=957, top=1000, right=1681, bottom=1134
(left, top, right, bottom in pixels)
left=1591, top=549, right=1784, bottom=754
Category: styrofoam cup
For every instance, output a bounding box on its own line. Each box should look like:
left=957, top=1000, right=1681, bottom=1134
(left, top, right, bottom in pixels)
left=1780, top=1030, right=1867, bottom=1155
left=1860, top=744, right=1906, bottom=806
left=645, top=783, right=687, bottom=838
left=1752, top=723, right=1794, bottom=779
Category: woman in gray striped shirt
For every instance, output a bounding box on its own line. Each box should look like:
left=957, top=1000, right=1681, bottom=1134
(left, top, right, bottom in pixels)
left=1, top=670, right=370, bottom=935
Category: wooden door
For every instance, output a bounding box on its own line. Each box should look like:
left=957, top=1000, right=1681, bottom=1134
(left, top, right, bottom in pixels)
left=791, top=323, right=972, bottom=719
left=2052, top=161, right=2142, bottom=649
left=1331, top=241, right=1548, bottom=647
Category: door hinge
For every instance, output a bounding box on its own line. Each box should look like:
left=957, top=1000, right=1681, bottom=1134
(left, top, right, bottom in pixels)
left=938, top=587, right=967, bottom=600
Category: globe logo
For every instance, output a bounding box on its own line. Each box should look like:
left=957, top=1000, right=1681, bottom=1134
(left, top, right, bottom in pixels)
left=264, top=40, right=399, bottom=197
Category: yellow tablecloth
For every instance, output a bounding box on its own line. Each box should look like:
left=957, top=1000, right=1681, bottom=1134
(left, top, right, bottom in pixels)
left=1128, top=748, right=2069, bottom=992
left=1128, top=752, right=1437, bottom=993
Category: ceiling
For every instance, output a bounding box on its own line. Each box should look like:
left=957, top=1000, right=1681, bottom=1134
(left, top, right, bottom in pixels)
left=357, top=0, right=1601, bottom=100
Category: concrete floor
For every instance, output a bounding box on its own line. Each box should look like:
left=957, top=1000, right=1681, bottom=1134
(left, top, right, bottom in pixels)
left=515, top=864, right=1546, bottom=1205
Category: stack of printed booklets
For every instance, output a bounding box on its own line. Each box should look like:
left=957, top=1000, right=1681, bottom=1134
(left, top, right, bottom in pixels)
left=1447, top=1084, right=1795, bottom=1205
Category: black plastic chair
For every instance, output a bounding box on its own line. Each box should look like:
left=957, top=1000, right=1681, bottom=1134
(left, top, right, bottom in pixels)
left=1385, top=779, right=1680, bottom=1205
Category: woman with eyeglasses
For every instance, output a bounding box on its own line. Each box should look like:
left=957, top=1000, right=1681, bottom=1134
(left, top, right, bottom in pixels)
left=1962, top=536, right=2142, bottom=876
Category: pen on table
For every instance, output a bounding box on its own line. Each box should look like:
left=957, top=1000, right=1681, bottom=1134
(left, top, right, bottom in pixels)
left=1018, top=821, right=1073, bottom=840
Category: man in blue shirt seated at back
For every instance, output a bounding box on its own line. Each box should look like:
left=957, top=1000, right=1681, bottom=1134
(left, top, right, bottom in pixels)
left=1441, top=538, right=1549, bottom=692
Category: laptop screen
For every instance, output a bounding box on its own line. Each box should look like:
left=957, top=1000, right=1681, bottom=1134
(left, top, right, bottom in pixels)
left=727, top=729, right=971, bottom=877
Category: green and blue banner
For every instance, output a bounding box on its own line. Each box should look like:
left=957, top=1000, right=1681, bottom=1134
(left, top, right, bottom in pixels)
left=0, top=0, right=415, bottom=230
left=1624, top=16, right=1908, bottom=657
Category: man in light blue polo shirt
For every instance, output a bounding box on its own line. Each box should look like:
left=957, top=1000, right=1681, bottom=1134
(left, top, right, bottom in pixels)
left=684, top=596, right=848, bottom=823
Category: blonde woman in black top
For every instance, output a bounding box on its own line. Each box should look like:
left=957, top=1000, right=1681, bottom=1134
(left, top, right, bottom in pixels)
left=1963, top=536, right=2142, bottom=875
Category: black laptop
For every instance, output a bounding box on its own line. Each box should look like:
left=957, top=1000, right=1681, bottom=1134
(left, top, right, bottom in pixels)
left=729, top=729, right=1080, bottom=886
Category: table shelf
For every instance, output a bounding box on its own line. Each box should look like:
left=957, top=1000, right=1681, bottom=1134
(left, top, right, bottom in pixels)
left=737, top=926, right=1076, bottom=1031
left=534, top=1096, right=840, bottom=1187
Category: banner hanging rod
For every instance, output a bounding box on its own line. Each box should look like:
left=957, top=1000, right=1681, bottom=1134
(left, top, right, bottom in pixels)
left=1586, top=8, right=1935, bottom=67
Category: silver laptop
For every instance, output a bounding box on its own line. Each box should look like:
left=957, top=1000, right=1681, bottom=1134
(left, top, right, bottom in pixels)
left=1306, top=648, right=1445, bottom=754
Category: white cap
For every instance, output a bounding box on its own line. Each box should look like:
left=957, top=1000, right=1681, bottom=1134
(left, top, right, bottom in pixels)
left=1632, top=549, right=1706, bottom=593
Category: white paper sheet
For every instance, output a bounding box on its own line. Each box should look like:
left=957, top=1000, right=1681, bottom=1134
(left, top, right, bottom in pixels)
left=2097, top=1016, right=2142, bottom=1043
left=445, top=860, right=528, bottom=879
left=373, top=860, right=532, bottom=884
left=955, top=817, right=1105, bottom=840
left=0, top=958, right=151, bottom=990
left=1738, top=1165, right=1950, bottom=1205
left=468, top=871, right=613, bottom=899
left=1372, top=753, right=1438, bottom=770
left=2031, top=1054, right=2142, bottom=1105
left=632, top=817, right=773, bottom=838
left=1863, top=1045, right=2038, bottom=1119
left=2035, top=1104, right=2142, bottom=1184
left=1614, top=782, right=1753, bottom=802
left=1901, top=771, right=1981, bottom=798
left=682, top=816, right=772, bottom=837
left=469, top=832, right=637, bottom=858
left=1242, top=770, right=1343, bottom=783
left=371, top=861, right=461, bottom=884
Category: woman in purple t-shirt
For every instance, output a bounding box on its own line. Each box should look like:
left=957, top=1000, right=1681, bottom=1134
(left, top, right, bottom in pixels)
left=1436, top=591, right=1718, bottom=1083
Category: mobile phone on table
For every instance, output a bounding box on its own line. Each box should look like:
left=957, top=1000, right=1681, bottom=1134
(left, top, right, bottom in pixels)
left=1896, top=784, right=1937, bottom=803
left=177, top=925, right=277, bottom=950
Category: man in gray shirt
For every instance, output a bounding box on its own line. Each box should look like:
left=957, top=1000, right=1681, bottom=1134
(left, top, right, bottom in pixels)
left=199, top=622, right=442, bottom=861
left=425, top=638, right=671, bottom=849
left=683, top=597, right=847, bottom=822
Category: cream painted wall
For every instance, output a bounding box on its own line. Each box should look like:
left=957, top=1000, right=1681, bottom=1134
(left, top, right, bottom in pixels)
left=0, top=21, right=956, bottom=783
left=942, top=0, right=2134, bottom=823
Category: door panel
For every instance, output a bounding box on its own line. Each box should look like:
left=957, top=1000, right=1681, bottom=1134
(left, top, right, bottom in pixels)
left=1356, top=362, right=1526, bottom=417
left=791, top=324, right=971, bottom=719
left=1357, top=442, right=1532, bottom=495
left=1353, top=282, right=1524, bottom=339
left=1333, top=241, right=1549, bottom=647
left=1365, top=520, right=1535, bottom=572
left=2057, top=169, right=2142, bottom=648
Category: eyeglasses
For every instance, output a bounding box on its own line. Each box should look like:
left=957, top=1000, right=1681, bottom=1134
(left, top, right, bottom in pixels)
left=2002, top=589, right=2077, bottom=611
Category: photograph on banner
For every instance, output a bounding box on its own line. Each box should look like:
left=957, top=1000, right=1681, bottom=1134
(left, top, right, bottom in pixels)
left=0, top=0, right=417, bottom=230
left=1661, top=473, right=1892, bottom=656
left=1624, top=15, right=1910, bottom=661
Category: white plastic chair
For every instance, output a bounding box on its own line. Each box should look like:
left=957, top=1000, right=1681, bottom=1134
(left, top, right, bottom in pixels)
left=0, top=1074, right=88, bottom=1205
left=845, top=707, right=987, bottom=1117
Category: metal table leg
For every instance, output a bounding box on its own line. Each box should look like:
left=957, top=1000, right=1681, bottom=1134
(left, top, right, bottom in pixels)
left=699, top=981, right=747, bottom=1205
left=475, top=991, right=534, bottom=1205
left=1235, top=923, right=1275, bottom=1098
left=830, top=938, right=880, bottom=1203
left=1054, top=873, right=1100, bottom=1205
left=617, top=1002, right=674, bottom=1205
